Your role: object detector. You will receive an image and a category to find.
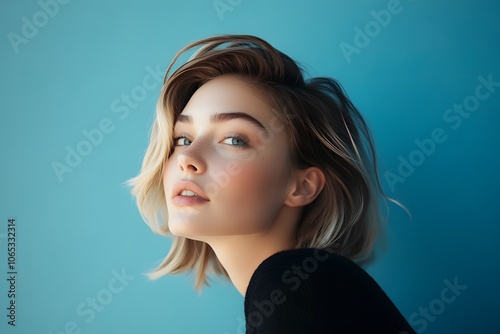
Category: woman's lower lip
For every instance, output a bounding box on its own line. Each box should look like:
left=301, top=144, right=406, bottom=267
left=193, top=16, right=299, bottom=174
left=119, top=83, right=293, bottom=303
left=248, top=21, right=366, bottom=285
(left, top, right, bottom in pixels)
left=172, top=196, right=209, bottom=206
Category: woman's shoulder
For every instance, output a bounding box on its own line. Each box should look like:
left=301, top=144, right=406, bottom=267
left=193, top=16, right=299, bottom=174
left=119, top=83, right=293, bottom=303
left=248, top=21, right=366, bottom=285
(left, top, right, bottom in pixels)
left=244, top=248, right=415, bottom=333
left=247, top=247, right=370, bottom=293
left=244, top=247, right=379, bottom=318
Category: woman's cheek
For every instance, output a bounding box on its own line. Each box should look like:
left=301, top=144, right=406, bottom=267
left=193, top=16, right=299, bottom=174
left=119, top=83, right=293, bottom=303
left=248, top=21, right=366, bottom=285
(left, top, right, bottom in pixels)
left=164, top=159, right=180, bottom=189
left=231, top=162, right=275, bottom=198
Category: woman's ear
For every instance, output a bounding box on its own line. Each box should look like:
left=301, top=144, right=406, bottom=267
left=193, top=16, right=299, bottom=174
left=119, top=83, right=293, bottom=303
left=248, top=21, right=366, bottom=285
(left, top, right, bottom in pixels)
left=284, top=167, right=326, bottom=207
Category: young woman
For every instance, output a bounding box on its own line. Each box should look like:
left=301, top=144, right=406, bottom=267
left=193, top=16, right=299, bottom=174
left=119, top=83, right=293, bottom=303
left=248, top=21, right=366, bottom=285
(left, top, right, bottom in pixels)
left=128, top=35, right=416, bottom=333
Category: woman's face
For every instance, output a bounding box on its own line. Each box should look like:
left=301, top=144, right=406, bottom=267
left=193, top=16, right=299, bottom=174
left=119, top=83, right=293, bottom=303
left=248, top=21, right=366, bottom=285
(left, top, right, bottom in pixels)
left=163, top=74, right=294, bottom=240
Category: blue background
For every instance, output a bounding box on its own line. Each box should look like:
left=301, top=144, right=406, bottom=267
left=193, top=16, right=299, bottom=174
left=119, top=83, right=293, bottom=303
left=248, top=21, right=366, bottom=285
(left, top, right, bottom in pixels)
left=1, top=0, right=499, bottom=333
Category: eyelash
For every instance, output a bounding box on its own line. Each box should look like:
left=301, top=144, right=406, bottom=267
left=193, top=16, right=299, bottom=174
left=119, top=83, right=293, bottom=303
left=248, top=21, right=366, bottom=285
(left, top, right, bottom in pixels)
left=172, top=134, right=249, bottom=149
left=172, top=135, right=189, bottom=147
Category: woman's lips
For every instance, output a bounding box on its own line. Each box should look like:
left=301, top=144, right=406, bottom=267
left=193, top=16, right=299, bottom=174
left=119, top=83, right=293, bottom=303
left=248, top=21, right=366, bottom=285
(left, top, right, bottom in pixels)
left=171, top=180, right=210, bottom=206
left=172, top=195, right=209, bottom=206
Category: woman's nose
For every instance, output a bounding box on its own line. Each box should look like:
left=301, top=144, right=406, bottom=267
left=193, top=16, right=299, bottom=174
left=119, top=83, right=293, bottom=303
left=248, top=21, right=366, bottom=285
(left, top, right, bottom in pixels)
left=177, top=144, right=207, bottom=175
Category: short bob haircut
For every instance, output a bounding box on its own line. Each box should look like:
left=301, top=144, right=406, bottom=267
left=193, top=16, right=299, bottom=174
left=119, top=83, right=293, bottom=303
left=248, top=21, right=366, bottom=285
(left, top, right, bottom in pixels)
left=128, top=35, right=400, bottom=290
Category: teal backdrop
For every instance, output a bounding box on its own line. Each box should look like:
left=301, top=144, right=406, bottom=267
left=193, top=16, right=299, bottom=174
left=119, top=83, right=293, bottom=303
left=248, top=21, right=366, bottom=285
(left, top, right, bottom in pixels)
left=1, top=0, right=499, bottom=333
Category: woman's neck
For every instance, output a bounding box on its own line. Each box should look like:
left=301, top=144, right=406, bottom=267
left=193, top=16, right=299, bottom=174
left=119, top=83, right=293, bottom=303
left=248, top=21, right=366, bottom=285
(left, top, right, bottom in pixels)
left=208, top=234, right=295, bottom=296
left=200, top=205, right=301, bottom=295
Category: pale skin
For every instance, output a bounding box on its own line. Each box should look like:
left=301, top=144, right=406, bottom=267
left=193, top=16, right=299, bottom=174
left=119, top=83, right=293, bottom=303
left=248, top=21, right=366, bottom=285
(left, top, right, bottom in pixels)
left=163, top=74, right=325, bottom=296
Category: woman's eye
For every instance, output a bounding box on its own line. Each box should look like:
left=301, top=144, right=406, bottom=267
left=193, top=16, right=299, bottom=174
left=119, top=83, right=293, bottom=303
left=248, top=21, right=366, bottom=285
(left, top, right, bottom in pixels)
left=221, top=136, right=248, bottom=147
left=173, top=136, right=192, bottom=146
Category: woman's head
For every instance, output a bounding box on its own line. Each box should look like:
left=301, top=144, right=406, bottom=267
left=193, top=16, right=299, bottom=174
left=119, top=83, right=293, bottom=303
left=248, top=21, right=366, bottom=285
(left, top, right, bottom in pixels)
left=163, top=74, right=321, bottom=242
left=128, top=35, right=389, bottom=289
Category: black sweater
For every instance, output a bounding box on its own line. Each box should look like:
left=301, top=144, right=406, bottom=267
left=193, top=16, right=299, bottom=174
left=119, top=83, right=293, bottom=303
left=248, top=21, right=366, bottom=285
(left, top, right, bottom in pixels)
left=244, top=248, right=416, bottom=333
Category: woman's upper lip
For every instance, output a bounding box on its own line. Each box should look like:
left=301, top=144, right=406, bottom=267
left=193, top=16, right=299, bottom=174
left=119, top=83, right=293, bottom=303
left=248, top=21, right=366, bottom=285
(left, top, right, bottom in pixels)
left=172, top=180, right=209, bottom=200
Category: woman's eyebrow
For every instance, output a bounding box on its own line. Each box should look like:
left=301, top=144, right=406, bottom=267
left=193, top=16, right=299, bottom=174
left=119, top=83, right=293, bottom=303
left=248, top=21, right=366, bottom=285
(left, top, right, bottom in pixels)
left=212, top=112, right=268, bottom=131
left=176, top=112, right=267, bottom=132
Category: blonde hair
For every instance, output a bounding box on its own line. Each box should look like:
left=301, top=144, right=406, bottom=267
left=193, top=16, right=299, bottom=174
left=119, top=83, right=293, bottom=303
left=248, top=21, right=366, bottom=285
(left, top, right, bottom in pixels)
left=127, top=35, right=402, bottom=290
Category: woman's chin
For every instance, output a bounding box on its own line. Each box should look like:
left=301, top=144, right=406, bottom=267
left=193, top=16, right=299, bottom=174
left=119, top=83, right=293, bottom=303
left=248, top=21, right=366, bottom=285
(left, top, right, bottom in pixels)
left=168, top=221, right=206, bottom=240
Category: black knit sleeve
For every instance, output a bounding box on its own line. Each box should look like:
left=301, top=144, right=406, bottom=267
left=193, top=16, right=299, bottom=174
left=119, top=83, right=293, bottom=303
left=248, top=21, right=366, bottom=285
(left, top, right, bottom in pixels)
left=244, top=248, right=416, bottom=334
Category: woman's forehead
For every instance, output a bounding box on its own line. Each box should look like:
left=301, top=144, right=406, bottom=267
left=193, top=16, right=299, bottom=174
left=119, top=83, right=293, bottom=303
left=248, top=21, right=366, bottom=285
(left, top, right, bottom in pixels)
left=178, top=75, right=281, bottom=128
